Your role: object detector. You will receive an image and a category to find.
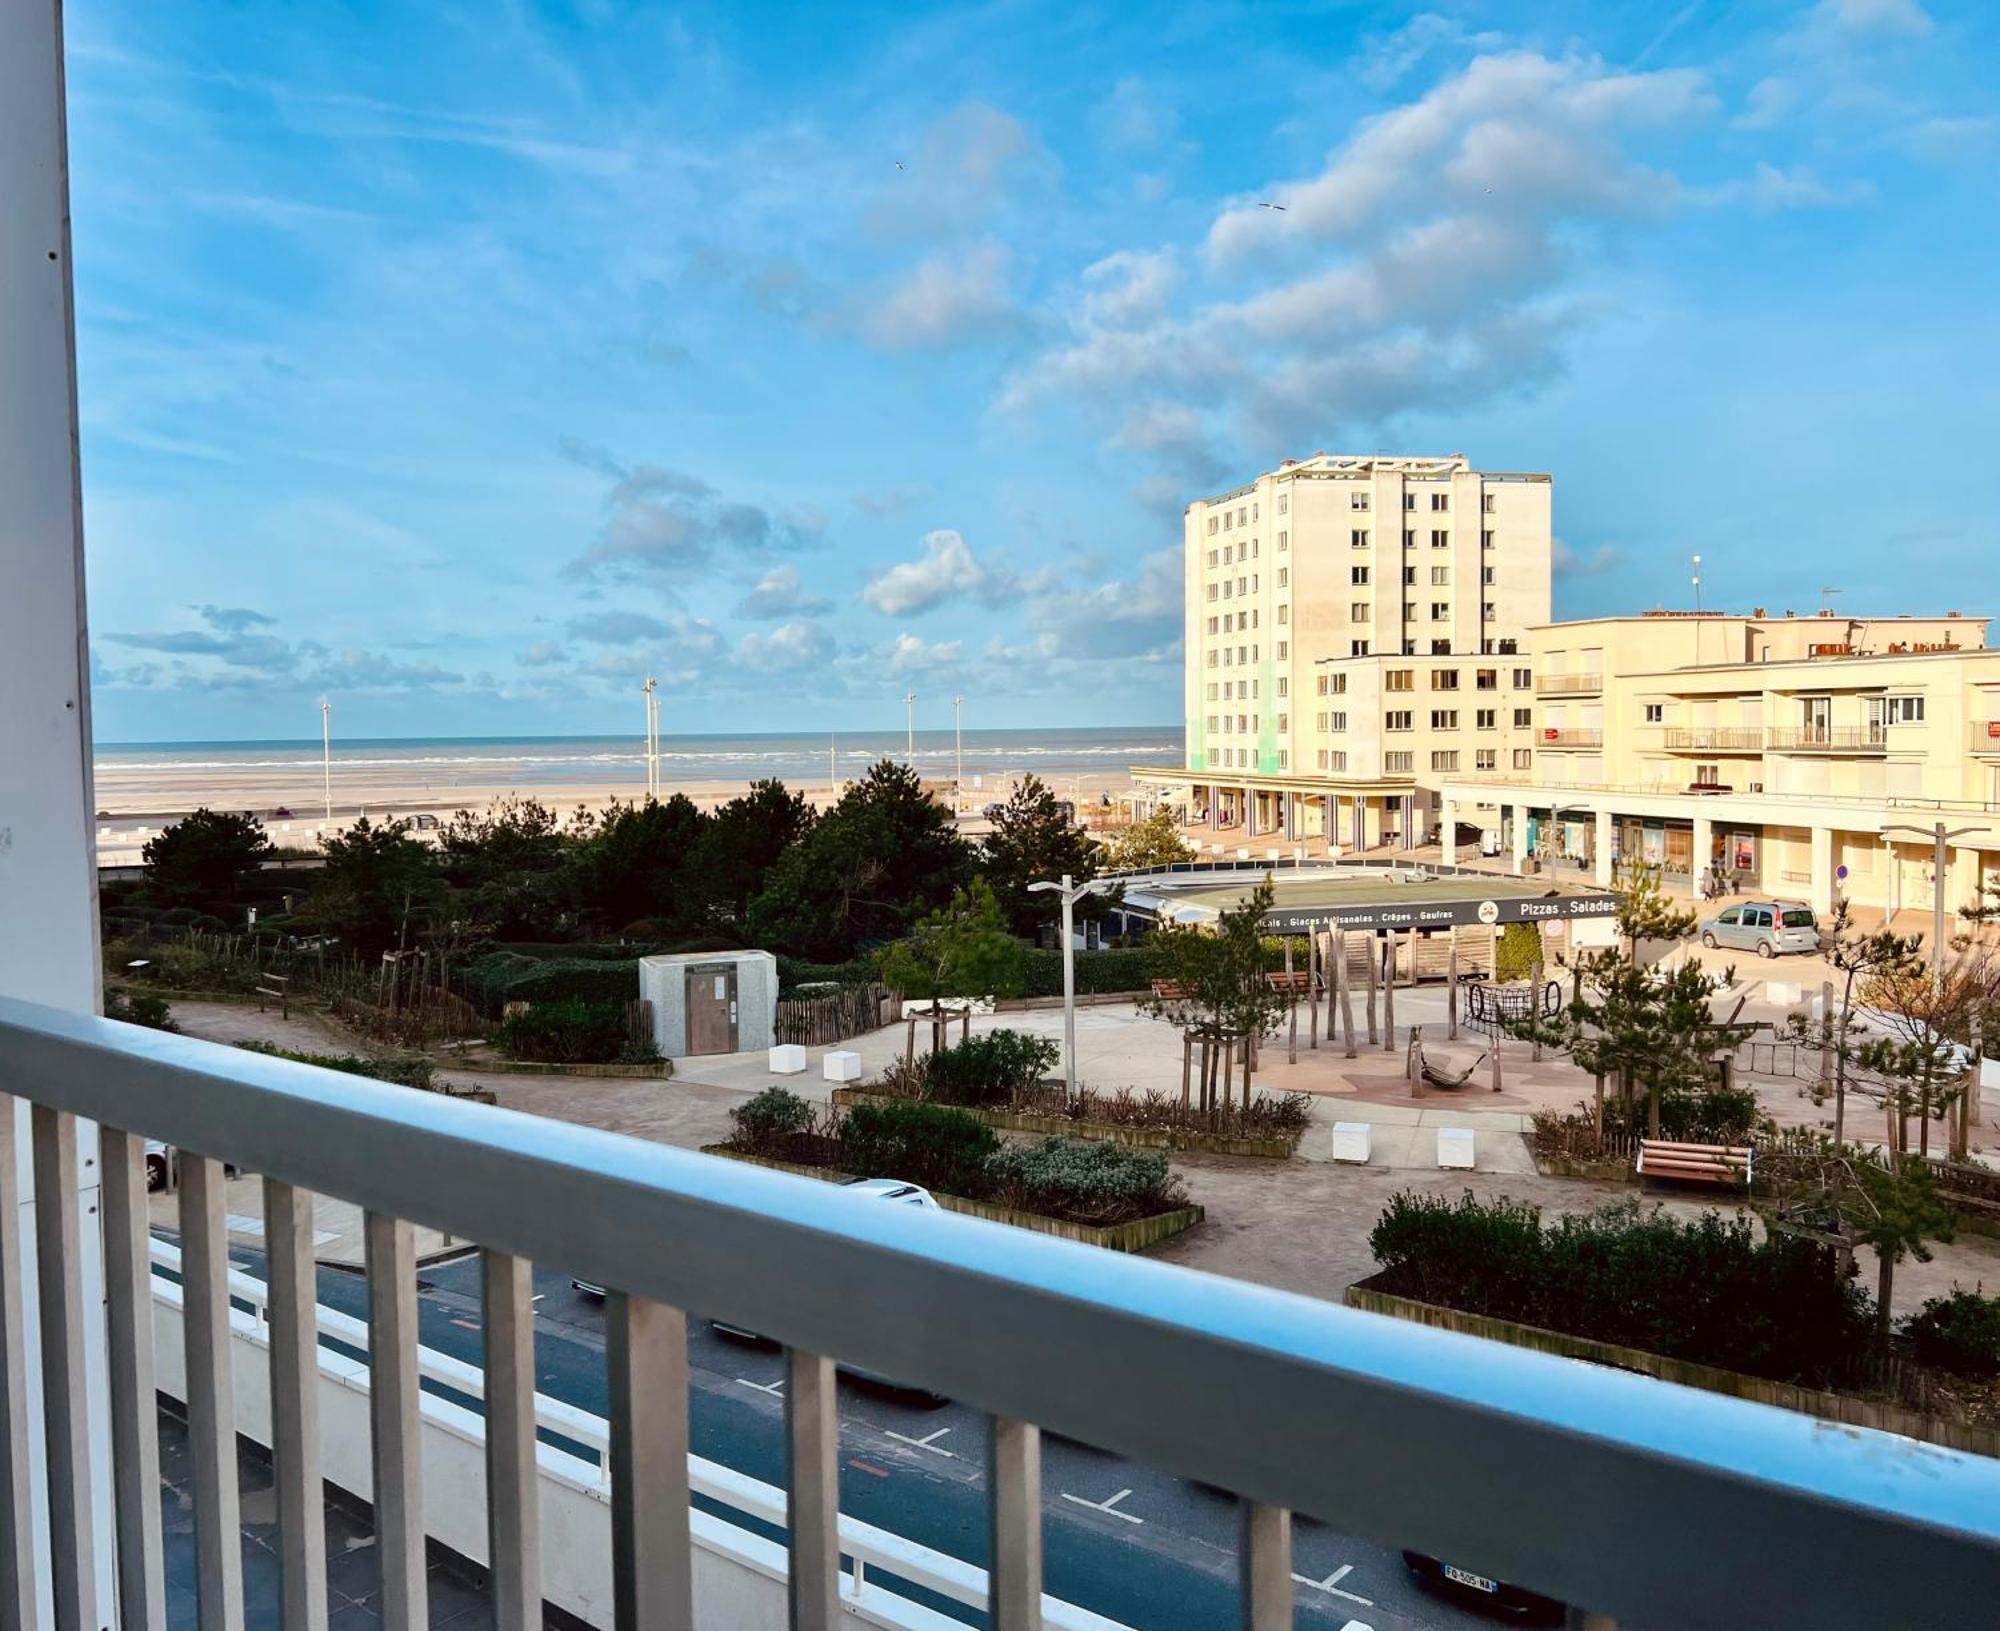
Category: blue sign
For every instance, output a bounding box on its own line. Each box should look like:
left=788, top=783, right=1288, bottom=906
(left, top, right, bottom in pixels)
left=1835, top=864, right=1849, bottom=881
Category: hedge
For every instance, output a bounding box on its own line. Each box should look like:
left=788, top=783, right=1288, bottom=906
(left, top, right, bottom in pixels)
left=1020, top=947, right=1165, bottom=998
left=458, top=950, right=640, bottom=1014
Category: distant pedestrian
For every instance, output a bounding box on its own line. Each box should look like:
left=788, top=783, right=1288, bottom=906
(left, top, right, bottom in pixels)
left=1698, top=866, right=1714, bottom=902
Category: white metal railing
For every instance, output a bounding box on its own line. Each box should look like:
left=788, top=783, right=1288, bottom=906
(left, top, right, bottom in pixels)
left=2, top=996, right=2000, bottom=1631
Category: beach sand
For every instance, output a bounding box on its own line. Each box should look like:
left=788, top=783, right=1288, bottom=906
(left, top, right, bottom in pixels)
left=89, top=757, right=1142, bottom=863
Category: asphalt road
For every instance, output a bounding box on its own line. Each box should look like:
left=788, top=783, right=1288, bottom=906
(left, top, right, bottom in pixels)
left=193, top=1238, right=1528, bottom=1631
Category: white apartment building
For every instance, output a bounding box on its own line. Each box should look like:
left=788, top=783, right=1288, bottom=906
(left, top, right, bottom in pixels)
left=1132, top=452, right=1552, bottom=847
left=1438, top=608, right=2000, bottom=919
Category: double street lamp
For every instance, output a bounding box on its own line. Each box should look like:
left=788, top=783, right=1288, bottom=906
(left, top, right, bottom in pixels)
left=1883, top=820, right=1991, bottom=990
left=1026, top=873, right=1113, bottom=1097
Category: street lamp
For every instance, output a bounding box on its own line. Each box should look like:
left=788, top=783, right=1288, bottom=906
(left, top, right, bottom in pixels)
left=1883, top=821, right=1990, bottom=989
left=1027, top=873, right=1113, bottom=1097
left=953, top=694, right=964, bottom=809
left=904, top=691, right=917, bottom=763
left=319, top=697, right=333, bottom=821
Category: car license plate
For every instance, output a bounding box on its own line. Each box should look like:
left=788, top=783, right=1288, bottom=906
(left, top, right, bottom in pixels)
left=1442, top=1564, right=1498, bottom=1593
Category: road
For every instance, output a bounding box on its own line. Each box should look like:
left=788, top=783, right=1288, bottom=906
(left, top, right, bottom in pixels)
left=183, top=1237, right=1520, bottom=1631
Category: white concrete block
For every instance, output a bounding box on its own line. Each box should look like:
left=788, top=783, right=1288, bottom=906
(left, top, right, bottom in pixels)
left=1763, top=980, right=1800, bottom=1006
left=1331, top=1122, right=1372, bottom=1164
left=767, top=1044, right=807, bottom=1075
left=1437, top=1127, right=1476, bottom=1170
left=822, top=1050, right=862, bottom=1083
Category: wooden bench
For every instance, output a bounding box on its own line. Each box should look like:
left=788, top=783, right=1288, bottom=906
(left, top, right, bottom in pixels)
left=1149, top=980, right=1190, bottom=1001
left=1636, top=1139, right=1753, bottom=1187
left=1264, top=971, right=1311, bottom=994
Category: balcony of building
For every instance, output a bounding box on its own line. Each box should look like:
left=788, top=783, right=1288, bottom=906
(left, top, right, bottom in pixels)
left=1766, top=725, right=1889, bottom=753
left=1536, top=728, right=1604, bottom=749
left=1971, top=722, right=2000, bottom=755
left=1660, top=726, right=1766, bottom=753
left=1532, top=672, right=1601, bottom=697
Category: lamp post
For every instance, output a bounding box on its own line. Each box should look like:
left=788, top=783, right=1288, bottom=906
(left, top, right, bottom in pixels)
left=319, top=697, right=332, bottom=821
left=953, top=694, right=964, bottom=811
left=904, top=691, right=917, bottom=763
left=641, top=676, right=660, bottom=800
left=1027, top=873, right=1111, bottom=1097
left=1883, top=821, right=1990, bottom=990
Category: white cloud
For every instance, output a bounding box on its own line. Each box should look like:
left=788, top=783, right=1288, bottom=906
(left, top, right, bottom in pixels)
left=1900, top=115, right=1999, bottom=165
left=566, top=609, right=671, bottom=643
left=1353, top=13, right=1504, bottom=91
left=1733, top=76, right=1796, bottom=131
left=733, top=565, right=832, bottom=619
left=519, top=641, right=566, bottom=666
left=736, top=620, right=835, bottom=672
left=565, top=454, right=820, bottom=581
left=1810, top=0, right=1932, bottom=39
left=878, top=633, right=963, bottom=673
left=1079, top=250, right=1178, bottom=330
left=1695, top=163, right=1875, bottom=210
left=858, top=243, right=1018, bottom=350
left=1092, top=77, right=1178, bottom=154
left=863, top=103, right=1050, bottom=242
left=1553, top=538, right=1619, bottom=577
left=862, top=529, right=1024, bottom=615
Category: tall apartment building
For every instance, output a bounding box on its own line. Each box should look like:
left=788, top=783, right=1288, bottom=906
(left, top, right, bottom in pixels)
left=1132, top=452, right=1552, bottom=848
left=1437, top=608, right=2000, bottom=916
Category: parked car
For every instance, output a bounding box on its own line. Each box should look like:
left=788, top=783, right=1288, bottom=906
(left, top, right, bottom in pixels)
left=1698, top=899, right=1819, bottom=958
left=1401, top=1552, right=1564, bottom=1622
left=575, top=1178, right=947, bottom=1404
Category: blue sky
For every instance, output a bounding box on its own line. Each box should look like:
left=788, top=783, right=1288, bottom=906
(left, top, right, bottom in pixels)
left=67, top=0, right=1999, bottom=742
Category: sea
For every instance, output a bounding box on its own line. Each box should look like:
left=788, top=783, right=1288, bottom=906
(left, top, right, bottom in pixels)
left=93, top=726, right=1184, bottom=795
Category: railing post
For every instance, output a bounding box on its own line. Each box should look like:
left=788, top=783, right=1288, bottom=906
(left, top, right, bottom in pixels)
left=365, top=1214, right=426, bottom=1631
left=265, top=1181, right=327, bottom=1631
left=607, top=1292, right=692, bottom=1630
left=101, top=1127, right=165, bottom=1631
left=1239, top=1502, right=1291, bottom=1630
left=0, top=1099, right=39, bottom=1626
left=988, top=1417, right=1041, bottom=1631
left=483, top=1250, right=542, bottom=1631
left=785, top=1349, right=840, bottom=1630
left=180, top=1154, right=245, bottom=1631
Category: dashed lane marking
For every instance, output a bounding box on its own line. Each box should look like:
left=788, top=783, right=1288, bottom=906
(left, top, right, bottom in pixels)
left=1058, top=1487, right=1142, bottom=1525
left=884, top=1426, right=957, bottom=1458
left=734, top=1376, right=785, bottom=1397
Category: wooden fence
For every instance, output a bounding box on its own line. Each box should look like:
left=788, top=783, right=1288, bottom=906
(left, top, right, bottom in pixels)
left=775, top=983, right=895, bottom=1047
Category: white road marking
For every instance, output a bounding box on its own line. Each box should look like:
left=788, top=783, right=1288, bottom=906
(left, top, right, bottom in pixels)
left=1337, top=1622, right=1374, bottom=1631
left=224, top=1213, right=336, bottom=1246
left=1058, top=1487, right=1142, bottom=1524
left=735, top=1376, right=785, bottom=1397
left=1292, top=1564, right=1373, bottom=1606
left=884, top=1426, right=957, bottom=1458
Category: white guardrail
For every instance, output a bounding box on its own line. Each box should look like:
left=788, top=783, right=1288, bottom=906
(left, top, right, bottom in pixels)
left=146, top=1239, right=1127, bottom=1631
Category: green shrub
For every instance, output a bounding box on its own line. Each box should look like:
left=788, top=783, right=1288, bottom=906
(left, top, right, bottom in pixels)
left=837, top=1101, right=998, bottom=1197
left=731, top=1087, right=816, bottom=1152
left=1018, top=947, right=1163, bottom=998
left=104, top=988, right=177, bottom=1031
left=1368, top=1191, right=1872, bottom=1386
left=102, top=935, right=261, bottom=994
left=235, top=1041, right=437, bottom=1092
left=1494, top=922, right=1542, bottom=982
left=1602, top=1084, right=1764, bottom=1145
left=1903, top=1288, right=2000, bottom=1377
left=777, top=955, right=876, bottom=991
left=922, top=1030, right=1059, bottom=1107
left=459, top=951, right=640, bottom=1015
left=493, top=999, right=633, bottom=1064
left=986, top=1138, right=1187, bottom=1225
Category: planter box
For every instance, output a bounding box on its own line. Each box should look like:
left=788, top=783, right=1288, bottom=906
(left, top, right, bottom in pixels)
left=828, top=1087, right=1299, bottom=1160
left=457, top=1056, right=672, bottom=1079
left=700, top=1146, right=1204, bottom=1254
left=1345, top=1276, right=2000, bottom=1461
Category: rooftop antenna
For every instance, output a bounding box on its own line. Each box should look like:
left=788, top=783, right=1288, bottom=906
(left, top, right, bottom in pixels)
left=1691, top=554, right=1703, bottom=616
left=1819, top=586, right=1842, bottom=614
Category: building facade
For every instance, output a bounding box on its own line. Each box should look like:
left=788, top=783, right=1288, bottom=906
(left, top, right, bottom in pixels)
left=1438, top=608, right=2000, bottom=917
left=1134, top=452, right=1553, bottom=847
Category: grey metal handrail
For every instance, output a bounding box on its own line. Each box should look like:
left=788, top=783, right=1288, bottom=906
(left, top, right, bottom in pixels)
left=2, top=996, right=1999, bottom=1630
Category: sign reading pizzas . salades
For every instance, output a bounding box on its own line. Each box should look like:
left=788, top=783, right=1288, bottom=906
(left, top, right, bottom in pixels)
left=1259, top=893, right=1618, bottom=934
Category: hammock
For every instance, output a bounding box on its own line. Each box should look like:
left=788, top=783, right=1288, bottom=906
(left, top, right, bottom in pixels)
left=1414, top=1036, right=1486, bottom=1089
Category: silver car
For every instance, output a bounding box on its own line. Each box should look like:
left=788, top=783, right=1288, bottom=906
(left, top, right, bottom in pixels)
left=1699, top=900, right=1819, bottom=958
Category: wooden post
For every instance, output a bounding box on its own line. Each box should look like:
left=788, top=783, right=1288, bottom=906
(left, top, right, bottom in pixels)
left=1490, top=1021, right=1503, bottom=1093
left=1181, top=1031, right=1193, bottom=1113
left=1382, top=933, right=1397, bottom=1053
left=1285, top=941, right=1298, bottom=1065
left=1819, top=980, right=1835, bottom=1099
left=1336, top=928, right=1357, bottom=1058
left=1220, top=1035, right=1232, bottom=1126
left=1530, top=938, right=1544, bottom=1063
left=1364, top=933, right=1379, bottom=1047
left=1446, top=931, right=1460, bottom=1041
left=1961, top=1009, right=1982, bottom=1161
left=1408, top=1024, right=1422, bottom=1095
left=1308, top=931, right=1321, bottom=1050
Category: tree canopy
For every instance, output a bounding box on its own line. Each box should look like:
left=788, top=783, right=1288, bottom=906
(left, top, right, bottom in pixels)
left=877, top=877, right=1025, bottom=1006
left=141, top=807, right=272, bottom=907
left=1097, top=809, right=1194, bottom=874
left=978, top=775, right=1107, bottom=937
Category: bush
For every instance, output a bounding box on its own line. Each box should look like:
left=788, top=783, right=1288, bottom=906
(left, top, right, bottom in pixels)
left=1368, top=1191, right=1873, bottom=1386
left=102, top=934, right=261, bottom=995
left=493, top=999, right=634, bottom=1064
left=1903, top=1288, right=2000, bottom=1377
left=459, top=951, right=640, bottom=1015
left=838, top=1101, right=998, bottom=1197
left=986, top=1138, right=1187, bottom=1225
left=777, top=955, right=876, bottom=992
left=1494, top=922, right=1542, bottom=983
left=1018, top=947, right=1163, bottom=998
left=922, top=1030, right=1060, bottom=1107
left=104, top=988, right=177, bottom=1031
left=234, top=1041, right=437, bottom=1092
left=731, top=1087, right=816, bottom=1153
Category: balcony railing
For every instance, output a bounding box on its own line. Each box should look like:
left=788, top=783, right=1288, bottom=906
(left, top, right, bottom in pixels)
left=1661, top=727, right=1766, bottom=753
left=1534, top=672, right=1602, bottom=696
left=1537, top=728, right=1604, bottom=749
left=1, top=995, right=1998, bottom=1631
left=1767, top=726, right=1889, bottom=753
left=1972, top=723, right=2000, bottom=755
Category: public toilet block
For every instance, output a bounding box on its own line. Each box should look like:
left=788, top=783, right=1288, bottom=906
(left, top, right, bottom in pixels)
left=640, top=950, right=778, bottom=1059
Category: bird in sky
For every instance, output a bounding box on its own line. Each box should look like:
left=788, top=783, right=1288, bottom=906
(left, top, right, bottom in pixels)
left=1258, top=200, right=1287, bottom=211
left=895, top=160, right=905, bottom=171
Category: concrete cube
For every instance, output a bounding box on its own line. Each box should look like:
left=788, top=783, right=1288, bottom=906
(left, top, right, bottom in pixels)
left=768, top=1044, right=807, bottom=1075
left=823, top=1050, right=862, bottom=1084
left=1331, top=1122, right=1372, bottom=1164
left=1437, top=1127, right=1476, bottom=1170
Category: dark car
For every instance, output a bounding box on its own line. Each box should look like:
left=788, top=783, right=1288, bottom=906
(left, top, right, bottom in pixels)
left=1401, top=1552, right=1564, bottom=1622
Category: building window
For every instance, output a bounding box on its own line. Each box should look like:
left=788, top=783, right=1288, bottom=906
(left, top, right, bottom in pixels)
left=1431, top=602, right=1450, bottom=620
left=1386, top=669, right=1414, bottom=692
left=1207, top=616, right=1219, bottom=634
left=1206, top=683, right=1217, bottom=701
left=1431, top=492, right=1449, bottom=511
left=1238, top=507, right=1248, bottom=526
left=1352, top=564, right=1371, bottom=585
left=1277, top=567, right=1289, bottom=588
left=1351, top=601, right=1371, bottom=621
left=1513, top=707, right=1531, bottom=728
left=1207, top=650, right=1217, bottom=668
left=1431, top=565, right=1450, bottom=586
left=1251, top=502, right=1259, bottom=522
left=1250, top=574, right=1257, bottom=592
left=1276, top=641, right=1288, bottom=659
left=1250, top=610, right=1259, bottom=629
left=1476, top=748, right=1497, bottom=770
left=1278, top=750, right=1288, bottom=770
left=1476, top=708, right=1496, bottom=729
left=1887, top=695, right=1926, bottom=723
left=1431, top=751, right=1460, bottom=772
left=1430, top=710, right=1459, bottom=730
left=1223, top=510, right=1232, bottom=530
left=1350, top=639, right=1370, bottom=656
left=1482, top=529, right=1495, bottom=549
left=1404, top=493, right=1417, bottom=512
left=1404, top=601, right=1417, bottom=621
left=1385, top=751, right=1414, bottom=773
left=1278, top=531, right=1288, bottom=551
left=1277, top=491, right=1288, bottom=514
left=1431, top=639, right=1451, bottom=655
left=1328, top=711, right=1347, bottom=731
left=1402, top=528, right=1415, bottom=548
left=1482, top=604, right=1497, bottom=622
left=1351, top=492, right=1369, bottom=511
left=1431, top=668, right=1459, bottom=690
left=1402, top=565, right=1417, bottom=585
left=1476, top=668, right=1497, bottom=690
left=1512, top=667, right=1532, bottom=688
left=1277, top=713, right=1288, bottom=732
left=1482, top=493, right=1496, bottom=513
left=1207, top=515, right=1217, bottom=534
left=1206, top=549, right=1217, bottom=568
left=1351, top=528, right=1370, bottom=548
left=1481, top=565, right=1495, bottom=585
left=1278, top=605, right=1289, bottom=625
left=1206, top=585, right=1217, bottom=602
left=1250, top=539, right=1259, bottom=559
left=1386, top=710, right=1413, bottom=731
left=1644, top=703, right=1664, bottom=724
left=1513, top=748, right=1534, bottom=770
left=1431, top=529, right=1449, bottom=548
